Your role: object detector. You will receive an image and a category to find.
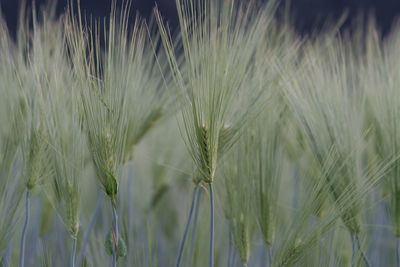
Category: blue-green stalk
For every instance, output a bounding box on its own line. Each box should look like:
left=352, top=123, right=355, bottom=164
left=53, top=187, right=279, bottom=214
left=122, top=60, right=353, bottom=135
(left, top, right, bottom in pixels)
left=71, top=238, right=77, bottom=267
left=351, top=235, right=371, bottom=267
left=176, top=186, right=200, bottom=267
left=76, top=192, right=104, bottom=266
left=209, top=183, right=215, bottom=267
left=189, top=188, right=202, bottom=266
left=111, top=200, right=119, bottom=267
left=19, top=190, right=30, bottom=267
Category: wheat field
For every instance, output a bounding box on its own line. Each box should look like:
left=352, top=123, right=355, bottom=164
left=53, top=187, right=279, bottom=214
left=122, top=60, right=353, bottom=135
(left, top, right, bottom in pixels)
left=0, top=0, right=399, bottom=266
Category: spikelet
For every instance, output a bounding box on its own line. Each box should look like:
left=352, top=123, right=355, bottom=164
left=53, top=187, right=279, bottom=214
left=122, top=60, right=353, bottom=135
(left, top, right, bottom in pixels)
left=222, top=131, right=257, bottom=264
left=65, top=3, right=131, bottom=204
left=362, top=22, right=400, bottom=238
left=25, top=127, right=48, bottom=190
left=155, top=0, right=280, bottom=185
left=198, top=125, right=213, bottom=183
left=281, top=36, right=367, bottom=236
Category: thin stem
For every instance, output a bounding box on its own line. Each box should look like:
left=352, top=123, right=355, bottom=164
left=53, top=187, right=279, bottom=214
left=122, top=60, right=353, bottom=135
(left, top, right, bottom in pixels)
left=355, top=235, right=371, bottom=267
left=111, top=199, right=119, bottom=267
left=71, top=238, right=77, bottom=267
left=227, top=229, right=233, bottom=267
left=189, top=187, right=202, bottom=267
left=209, top=183, right=215, bottom=267
left=76, top=191, right=104, bottom=266
left=19, top=190, right=30, bottom=267
left=351, top=235, right=356, bottom=267
left=397, top=238, right=400, bottom=267
left=229, top=245, right=236, bottom=267
left=176, top=186, right=199, bottom=267
left=267, top=245, right=272, bottom=267
left=352, top=235, right=371, bottom=267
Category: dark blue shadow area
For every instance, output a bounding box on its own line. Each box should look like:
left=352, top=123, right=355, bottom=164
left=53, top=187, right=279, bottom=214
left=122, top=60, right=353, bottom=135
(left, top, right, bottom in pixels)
left=0, top=0, right=400, bottom=37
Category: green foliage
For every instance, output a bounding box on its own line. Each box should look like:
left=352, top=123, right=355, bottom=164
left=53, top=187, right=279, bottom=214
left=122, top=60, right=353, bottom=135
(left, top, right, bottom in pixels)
left=0, top=0, right=399, bottom=266
left=282, top=36, right=368, bottom=235
left=362, top=25, right=400, bottom=237
left=156, top=0, right=275, bottom=184
left=66, top=4, right=130, bottom=202
left=251, top=103, right=285, bottom=247
left=222, top=137, right=256, bottom=263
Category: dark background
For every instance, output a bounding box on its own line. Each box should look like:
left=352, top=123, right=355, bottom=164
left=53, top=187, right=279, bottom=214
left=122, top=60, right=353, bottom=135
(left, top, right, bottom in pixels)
left=1, top=0, right=400, bottom=37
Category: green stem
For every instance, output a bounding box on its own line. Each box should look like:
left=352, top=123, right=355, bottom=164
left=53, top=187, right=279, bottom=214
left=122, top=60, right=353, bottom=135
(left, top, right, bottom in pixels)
left=351, top=235, right=371, bottom=267
left=351, top=235, right=356, bottom=267
left=267, top=245, right=272, bottom=267
left=189, top=187, right=201, bottom=266
left=71, top=238, right=77, bottom=267
left=176, top=186, right=199, bottom=267
left=355, top=235, right=371, bottom=267
left=227, top=229, right=234, bottom=267
left=111, top=199, right=119, bottom=267
left=209, top=183, right=215, bottom=267
left=77, top=191, right=104, bottom=266
left=19, top=190, right=30, bottom=267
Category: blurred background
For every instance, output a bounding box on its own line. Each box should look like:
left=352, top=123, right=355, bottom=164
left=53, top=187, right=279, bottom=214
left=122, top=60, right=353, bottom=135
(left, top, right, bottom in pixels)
left=1, top=0, right=400, bottom=37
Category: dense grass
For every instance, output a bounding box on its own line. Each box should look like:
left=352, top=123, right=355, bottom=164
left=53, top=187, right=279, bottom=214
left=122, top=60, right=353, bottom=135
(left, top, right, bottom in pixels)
left=0, top=0, right=399, bottom=266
